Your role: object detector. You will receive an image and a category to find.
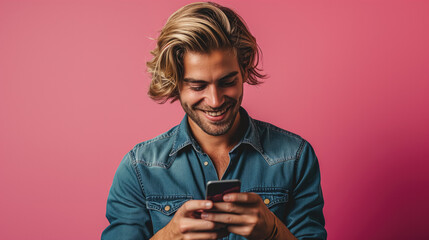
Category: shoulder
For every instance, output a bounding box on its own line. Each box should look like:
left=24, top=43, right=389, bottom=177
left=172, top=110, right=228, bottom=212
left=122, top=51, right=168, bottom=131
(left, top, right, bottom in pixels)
left=127, top=125, right=180, bottom=168
left=251, top=119, right=309, bottom=164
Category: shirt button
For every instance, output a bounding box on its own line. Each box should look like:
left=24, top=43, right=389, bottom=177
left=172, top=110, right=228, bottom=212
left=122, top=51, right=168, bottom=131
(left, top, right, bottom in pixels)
left=164, top=205, right=171, bottom=211
left=203, top=161, right=209, bottom=166
left=264, top=198, right=270, bottom=205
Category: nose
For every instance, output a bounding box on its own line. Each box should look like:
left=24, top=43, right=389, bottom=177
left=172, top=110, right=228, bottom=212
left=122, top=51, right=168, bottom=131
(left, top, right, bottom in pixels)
left=205, top=85, right=224, bottom=108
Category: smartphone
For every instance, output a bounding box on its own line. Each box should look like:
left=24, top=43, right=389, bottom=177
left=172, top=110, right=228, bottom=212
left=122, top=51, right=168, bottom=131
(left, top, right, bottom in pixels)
left=205, top=179, right=241, bottom=202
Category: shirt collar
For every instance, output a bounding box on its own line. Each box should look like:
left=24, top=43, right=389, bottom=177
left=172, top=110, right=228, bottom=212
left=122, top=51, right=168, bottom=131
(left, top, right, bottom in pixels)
left=169, top=114, right=199, bottom=156
left=237, top=107, right=264, bottom=153
left=169, top=107, right=264, bottom=156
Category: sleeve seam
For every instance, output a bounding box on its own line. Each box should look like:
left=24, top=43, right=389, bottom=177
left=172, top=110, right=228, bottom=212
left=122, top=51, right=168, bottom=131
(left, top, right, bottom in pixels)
left=293, top=140, right=307, bottom=195
left=129, top=150, right=147, bottom=200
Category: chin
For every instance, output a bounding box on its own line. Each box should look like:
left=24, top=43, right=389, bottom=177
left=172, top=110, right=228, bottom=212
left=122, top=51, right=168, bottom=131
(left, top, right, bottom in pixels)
left=198, top=107, right=239, bottom=136
left=201, top=123, right=234, bottom=136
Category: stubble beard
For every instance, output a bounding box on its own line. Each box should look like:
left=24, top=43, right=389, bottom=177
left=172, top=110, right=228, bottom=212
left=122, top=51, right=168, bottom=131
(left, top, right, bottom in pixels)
left=180, top=96, right=242, bottom=136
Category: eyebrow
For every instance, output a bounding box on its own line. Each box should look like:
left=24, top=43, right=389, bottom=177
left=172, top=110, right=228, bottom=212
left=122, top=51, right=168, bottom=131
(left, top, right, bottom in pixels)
left=183, top=71, right=239, bottom=83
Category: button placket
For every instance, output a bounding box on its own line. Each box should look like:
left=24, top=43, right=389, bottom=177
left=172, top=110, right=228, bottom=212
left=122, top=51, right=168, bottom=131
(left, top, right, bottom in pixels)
left=199, top=152, right=218, bottom=180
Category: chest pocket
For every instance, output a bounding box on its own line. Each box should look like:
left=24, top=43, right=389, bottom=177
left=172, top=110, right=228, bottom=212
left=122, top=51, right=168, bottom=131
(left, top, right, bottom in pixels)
left=146, top=195, right=192, bottom=232
left=246, top=187, right=289, bottom=221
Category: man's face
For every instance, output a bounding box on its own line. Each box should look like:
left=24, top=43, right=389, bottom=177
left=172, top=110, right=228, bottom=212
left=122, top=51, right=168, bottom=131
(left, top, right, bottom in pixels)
left=179, top=49, right=244, bottom=136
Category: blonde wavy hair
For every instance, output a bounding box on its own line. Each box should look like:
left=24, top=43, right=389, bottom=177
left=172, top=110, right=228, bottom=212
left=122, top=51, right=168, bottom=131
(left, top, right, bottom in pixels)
left=147, top=2, right=265, bottom=103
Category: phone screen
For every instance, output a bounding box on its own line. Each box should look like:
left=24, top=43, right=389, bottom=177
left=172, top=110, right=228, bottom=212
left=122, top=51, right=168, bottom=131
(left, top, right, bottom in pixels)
left=205, top=180, right=241, bottom=202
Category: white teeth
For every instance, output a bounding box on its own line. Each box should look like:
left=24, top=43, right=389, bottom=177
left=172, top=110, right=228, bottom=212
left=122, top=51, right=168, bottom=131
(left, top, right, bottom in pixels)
left=206, top=108, right=227, bottom=117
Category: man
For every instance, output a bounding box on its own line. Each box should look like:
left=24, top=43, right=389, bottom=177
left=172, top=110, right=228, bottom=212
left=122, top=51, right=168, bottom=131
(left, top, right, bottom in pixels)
left=102, top=2, right=326, bottom=240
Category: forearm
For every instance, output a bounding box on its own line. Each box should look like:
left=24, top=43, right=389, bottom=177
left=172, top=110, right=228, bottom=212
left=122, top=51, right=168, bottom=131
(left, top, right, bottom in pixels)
left=150, top=225, right=174, bottom=240
left=268, top=212, right=298, bottom=240
left=150, top=232, right=163, bottom=240
left=150, top=230, right=161, bottom=240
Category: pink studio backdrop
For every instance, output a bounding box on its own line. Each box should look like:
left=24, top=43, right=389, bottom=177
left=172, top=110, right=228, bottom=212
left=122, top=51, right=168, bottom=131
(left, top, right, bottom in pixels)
left=1, top=0, right=428, bottom=239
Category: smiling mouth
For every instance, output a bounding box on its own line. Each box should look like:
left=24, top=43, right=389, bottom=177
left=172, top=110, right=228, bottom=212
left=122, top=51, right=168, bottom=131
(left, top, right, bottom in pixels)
left=205, top=108, right=229, bottom=117
left=200, top=104, right=232, bottom=117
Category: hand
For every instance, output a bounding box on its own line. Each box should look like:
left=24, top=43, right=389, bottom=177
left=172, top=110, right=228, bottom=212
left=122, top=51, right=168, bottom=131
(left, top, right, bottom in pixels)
left=151, top=200, right=228, bottom=240
left=200, top=192, right=277, bottom=240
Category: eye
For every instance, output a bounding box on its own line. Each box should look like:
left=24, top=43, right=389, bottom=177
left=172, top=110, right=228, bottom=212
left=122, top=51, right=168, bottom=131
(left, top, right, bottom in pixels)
left=220, top=78, right=237, bottom=87
left=190, top=85, right=206, bottom=91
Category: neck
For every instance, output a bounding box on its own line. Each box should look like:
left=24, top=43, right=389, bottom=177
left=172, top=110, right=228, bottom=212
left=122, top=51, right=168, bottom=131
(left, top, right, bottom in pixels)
left=189, top=112, right=244, bottom=153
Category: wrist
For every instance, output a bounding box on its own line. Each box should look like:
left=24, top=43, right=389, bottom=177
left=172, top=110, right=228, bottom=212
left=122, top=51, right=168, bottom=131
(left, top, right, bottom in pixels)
left=151, top=223, right=177, bottom=240
left=265, top=212, right=278, bottom=240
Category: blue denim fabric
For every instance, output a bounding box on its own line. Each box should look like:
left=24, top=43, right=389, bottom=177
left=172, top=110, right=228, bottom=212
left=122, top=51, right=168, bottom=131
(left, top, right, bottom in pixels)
left=102, top=108, right=326, bottom=240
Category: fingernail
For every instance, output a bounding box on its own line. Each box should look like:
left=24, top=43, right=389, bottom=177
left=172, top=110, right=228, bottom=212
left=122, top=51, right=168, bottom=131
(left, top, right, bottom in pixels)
left=201, top=212, right=208, bottom=219
left=205, top=201, right=212, bottom=208
left=224, top=195, right=231, bottom=201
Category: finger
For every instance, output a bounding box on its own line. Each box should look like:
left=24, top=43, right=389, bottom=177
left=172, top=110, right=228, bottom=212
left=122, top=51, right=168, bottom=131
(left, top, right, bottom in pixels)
left=223, top=192, right=260, bottom=203
left=182, top=231, right=223, bottom=240
left=226, top=224, right=251, bottom=237
left=179, top=218, right=219, bottom=233
left=201, top=212, right=254, bottom=225
left=212, top=202, right=249, bottom=214
left=178, top=200, right=213, bottom=216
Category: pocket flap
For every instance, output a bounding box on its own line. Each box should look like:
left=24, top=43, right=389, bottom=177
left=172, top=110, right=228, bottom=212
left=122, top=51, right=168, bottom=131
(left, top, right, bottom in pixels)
left=146, top=195, right=192, bottom=216
left=246, top=187, right=288, bottom=208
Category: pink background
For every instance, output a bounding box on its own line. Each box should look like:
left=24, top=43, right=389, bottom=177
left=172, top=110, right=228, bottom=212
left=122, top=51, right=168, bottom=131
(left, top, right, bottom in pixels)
left=1, top=0, right=428, bottom=239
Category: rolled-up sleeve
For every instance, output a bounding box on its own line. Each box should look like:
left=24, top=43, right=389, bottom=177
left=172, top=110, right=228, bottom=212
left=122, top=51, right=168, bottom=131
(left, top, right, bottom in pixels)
left=102, top=150, right=153, bottom=240
left=286, top=141, right=327, bottom=240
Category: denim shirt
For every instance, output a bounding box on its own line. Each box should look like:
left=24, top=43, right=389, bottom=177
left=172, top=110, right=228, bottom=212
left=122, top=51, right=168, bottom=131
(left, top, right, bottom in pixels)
left=102, top=108, right=327, bottom=240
